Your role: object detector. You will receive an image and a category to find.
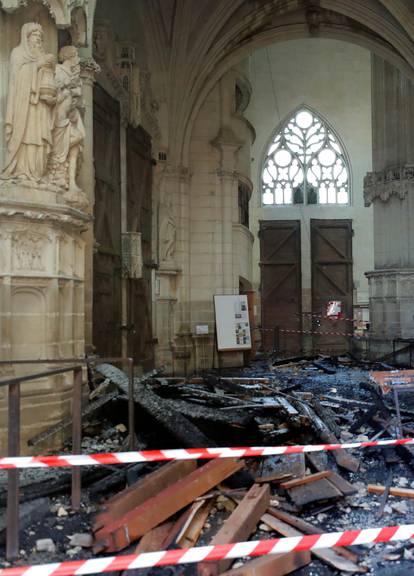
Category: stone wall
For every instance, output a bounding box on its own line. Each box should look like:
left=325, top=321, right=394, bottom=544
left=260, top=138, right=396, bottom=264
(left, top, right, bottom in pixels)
left=246, top=39, right=374, bottom=343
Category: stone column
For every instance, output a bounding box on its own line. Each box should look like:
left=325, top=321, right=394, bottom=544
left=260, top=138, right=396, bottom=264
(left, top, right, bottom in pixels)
left=79, top=58, right=100, bottom=348
left=155, top=164, right=191, bottom=374
left=364, top=55, right=414, bottom=355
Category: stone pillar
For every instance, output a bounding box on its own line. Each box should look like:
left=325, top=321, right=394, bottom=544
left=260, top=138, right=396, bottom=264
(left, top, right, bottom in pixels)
left=0, top=16, right=92, bottom=453
left=364, top=55, right=414, bottom=355
left=0, top=183, right=90, bottom=453
left=155, top=164, right=191, bottom=374
left=79, top=58, right=100, bottom=348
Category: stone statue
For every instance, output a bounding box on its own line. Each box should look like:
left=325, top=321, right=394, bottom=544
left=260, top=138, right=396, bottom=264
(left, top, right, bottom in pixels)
left=48, top=45, right=85, bottom=192
left=160, top=210, right=176, bottom=264
left=2, top=23, right=56, bottom=181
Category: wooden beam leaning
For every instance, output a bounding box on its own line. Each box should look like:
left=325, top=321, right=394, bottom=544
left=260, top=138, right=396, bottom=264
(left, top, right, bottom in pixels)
left=198, top=484, right=270, bottom=576
left=94, top=460, right=197, bottom=529
left=93, top=458, right=244, bottom=553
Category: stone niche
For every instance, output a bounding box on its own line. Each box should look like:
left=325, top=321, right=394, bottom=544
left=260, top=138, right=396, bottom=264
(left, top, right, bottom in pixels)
left=0, top=6, right=91, bottom=454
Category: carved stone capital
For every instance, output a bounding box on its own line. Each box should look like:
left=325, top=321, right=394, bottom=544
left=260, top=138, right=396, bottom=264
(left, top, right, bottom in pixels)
left=216, top=168, right=238, bottom=182
left=164, top=165, right=192, bottom=183
left=211, top=126, right=244, bottom=152
left=0, top=0, right=87, bottom=28
left=364, top=165, right=414, bottom=206
left=80, top=58, right=101, bottom=83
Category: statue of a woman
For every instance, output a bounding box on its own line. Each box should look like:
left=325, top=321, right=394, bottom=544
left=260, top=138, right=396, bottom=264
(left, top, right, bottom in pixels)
left=2, top=23, right=56, bottom=181
left=48, top=45, right=85, bottom=193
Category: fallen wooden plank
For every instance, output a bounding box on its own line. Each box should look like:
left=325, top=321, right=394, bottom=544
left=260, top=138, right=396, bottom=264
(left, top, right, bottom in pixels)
left=306, top=453, right=357, bottom=496
left=93, top=458, right=244, bottom=553
left=261, top=513, right=366, bottom=573
left=176, top=499, right=214, bottom=548
left=280, top=471, right=332, bottom=490
left=255, top=473, right=292, bottom=484
left=368, top=484, right=414, bottom=498
left=287, top=478, right=342, bottom=506
left=221, top=550, right=311, bottom=575
left=297, top=401, right=360, bottom=472
left=28, top=390, right=119, bottom=446
left=266, top=508, right=360, bottom=564
left=198, top=484, right=270, bottom=576
left=94, top=460, right=197, bottom=529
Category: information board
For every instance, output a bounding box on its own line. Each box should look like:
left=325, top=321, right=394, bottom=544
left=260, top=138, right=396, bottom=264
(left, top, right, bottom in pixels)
left=214, top=295, right=252, bottom=351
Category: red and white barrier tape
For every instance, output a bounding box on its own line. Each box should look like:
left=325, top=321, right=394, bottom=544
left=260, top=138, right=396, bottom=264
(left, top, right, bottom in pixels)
left=280, top=328, right=356, bottom=337
left=1, top=524, right=414, bottom=575
left=1, top=438, right=413, bottom=469
left=298, top=312, right=369, bottom=324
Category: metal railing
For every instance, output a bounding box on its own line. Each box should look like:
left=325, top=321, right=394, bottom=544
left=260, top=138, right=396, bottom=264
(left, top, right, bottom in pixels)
left=0, top=355, right=134, bottom=560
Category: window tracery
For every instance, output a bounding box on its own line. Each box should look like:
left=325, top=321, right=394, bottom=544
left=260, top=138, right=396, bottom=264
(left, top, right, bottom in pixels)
left=262, top=108, right=350, bottom=206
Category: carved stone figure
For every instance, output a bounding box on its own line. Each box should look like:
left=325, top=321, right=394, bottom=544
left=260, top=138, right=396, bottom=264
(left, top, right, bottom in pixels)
left=160, top=210, right=177, bottom=264
left=48, top=45, right=85, bottom=192
left=2, top=23, right=56, bottom=182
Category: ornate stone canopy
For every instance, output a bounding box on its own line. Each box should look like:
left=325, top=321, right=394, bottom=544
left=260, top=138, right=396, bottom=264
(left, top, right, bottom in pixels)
left=0, top=0, right=87, bottom=29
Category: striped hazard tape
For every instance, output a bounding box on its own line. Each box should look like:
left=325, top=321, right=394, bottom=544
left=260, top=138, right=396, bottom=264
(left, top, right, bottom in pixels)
left=298, top=311, right=369, bottom=324
left=0, top=525, right=414, bottom=575
left=279, top=328, right=356, bottom=337
left=1, top=438, right=413, bottom=469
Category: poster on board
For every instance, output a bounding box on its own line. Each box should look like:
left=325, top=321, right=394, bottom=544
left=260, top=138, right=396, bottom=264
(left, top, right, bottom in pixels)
left=214, top=295, right=252, bottom=351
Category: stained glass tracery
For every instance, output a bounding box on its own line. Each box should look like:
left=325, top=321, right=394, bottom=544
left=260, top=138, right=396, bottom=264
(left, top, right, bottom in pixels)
left=262, top=109, right=350, bottom=206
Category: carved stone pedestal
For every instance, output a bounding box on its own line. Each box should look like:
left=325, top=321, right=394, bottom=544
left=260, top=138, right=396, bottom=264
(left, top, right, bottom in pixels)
left=366, top=269, right=414, bottom=356
left=0, top=183, right=90, bottom=454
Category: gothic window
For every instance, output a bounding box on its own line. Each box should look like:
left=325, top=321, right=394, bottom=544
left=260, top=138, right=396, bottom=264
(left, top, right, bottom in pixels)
left=262, top=108, right=350, bottom=206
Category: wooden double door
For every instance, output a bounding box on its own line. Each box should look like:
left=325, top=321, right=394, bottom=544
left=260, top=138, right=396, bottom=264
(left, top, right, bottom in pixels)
left=260, top=219, right=353, bottom=355
left=92, top=84, right=154, bottom=367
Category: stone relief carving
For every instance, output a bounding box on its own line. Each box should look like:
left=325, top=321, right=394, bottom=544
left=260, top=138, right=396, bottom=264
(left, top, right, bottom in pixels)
left=159, top=209, right=176, bottom=264
left=1, top=24, right=86, bottom=200
left=157, top=169, right=177, bottom=266
left=12, top=230, right=50, bottom=271
left=364, top=165, right=414, bottom=206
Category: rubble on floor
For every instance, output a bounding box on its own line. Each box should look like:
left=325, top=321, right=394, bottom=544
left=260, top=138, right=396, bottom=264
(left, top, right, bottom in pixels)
left=1, top=355, right=414, bottom=575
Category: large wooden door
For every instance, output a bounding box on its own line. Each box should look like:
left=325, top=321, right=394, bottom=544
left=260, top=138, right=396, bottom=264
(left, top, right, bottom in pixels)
left=93, top=84, right=122, bottom=357
left=311, top=219, right=353, bottom=354
left=126, top=125, right=154, bottom=369
left=260, top=221, right=302, bottom=354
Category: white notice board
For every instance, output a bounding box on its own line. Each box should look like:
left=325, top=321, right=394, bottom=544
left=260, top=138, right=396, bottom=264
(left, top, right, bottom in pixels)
left=214, top=295, right=252, bottom=351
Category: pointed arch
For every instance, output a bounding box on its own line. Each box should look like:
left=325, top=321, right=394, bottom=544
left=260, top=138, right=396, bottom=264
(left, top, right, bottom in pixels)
left=261, top=106, right=351, bottom=206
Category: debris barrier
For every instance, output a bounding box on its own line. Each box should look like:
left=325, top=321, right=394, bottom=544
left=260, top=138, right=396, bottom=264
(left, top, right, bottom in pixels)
left=1, top=524, right=414, bottom=575
left=1, top=438, right=414, bottom=469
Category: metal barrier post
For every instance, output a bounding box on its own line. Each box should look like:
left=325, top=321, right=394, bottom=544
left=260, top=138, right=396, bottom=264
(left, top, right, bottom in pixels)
left=6, top=380, right=21, bottom=560
left=128, top=358, right=135, bottom=450
left=71, top=367, right=83, bottom=511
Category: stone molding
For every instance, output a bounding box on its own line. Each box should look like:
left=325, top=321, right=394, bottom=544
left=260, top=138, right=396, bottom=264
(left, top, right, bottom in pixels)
left=363, top=165, right=414, bottom=206
left=0, top=202, right=91, bottom=231
left=164, top=164, right=192, bottom=183
left=0, top=0, right=87, bottom=28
